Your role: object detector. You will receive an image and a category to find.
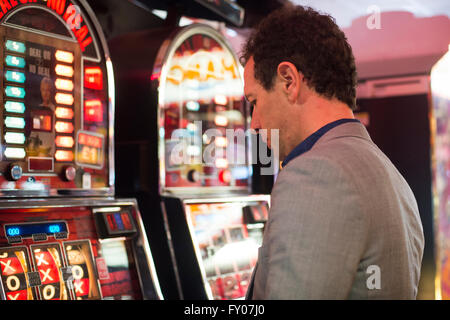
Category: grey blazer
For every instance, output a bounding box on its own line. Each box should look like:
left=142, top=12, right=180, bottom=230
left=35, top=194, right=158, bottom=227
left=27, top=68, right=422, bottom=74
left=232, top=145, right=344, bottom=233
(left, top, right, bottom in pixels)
left=247, top=122, right=424, bottom=299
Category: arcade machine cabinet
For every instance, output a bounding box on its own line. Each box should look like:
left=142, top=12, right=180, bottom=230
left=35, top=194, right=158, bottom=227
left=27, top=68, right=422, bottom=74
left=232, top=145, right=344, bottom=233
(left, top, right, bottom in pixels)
left=430, top=45, right=450, bottom=300
left=354, top=47, right=450, bottom=299
left=110, top=23, right=270, bottom=300
left=0, top=0, right=161, bottom=300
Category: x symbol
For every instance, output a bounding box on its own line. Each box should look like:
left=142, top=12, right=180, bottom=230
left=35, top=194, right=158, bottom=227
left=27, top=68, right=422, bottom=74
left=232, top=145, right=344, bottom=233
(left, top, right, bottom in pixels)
left=36, top=254, right=49, bottom=266
left=74, top=281, right=84, bottom=294
left=1, top=260, right=16, bottom=273
left=40, top=268, right=54, bottom=282
left=7, top=293, right=20, bottom=300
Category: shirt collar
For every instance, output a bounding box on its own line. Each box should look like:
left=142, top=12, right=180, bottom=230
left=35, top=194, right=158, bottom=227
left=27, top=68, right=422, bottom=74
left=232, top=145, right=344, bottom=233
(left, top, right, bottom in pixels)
left=281, top=118, right=360, bottom=168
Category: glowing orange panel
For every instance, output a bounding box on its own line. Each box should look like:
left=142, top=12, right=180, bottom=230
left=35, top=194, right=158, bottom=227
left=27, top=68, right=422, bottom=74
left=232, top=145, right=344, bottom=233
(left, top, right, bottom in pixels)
left=55, top=79, right=74, bottom=91
left=55, top=136, right=74, bottom=148
left=55, top=150, right=74, bottom=162
left=215, top=158, right=228, bottom=168
left=215, top=136, right=228, bottom=148
left=214, top=115, right=228, bottom=127
left=84, top=67, right=103, bottom=90
left=55, top=107, right=74, bottom=119
left=55, top=64, right=74, bottom=77
left=55, top=50, right=74, bottom=64
left=214, top=94, right=228, bottom=106
left=55, top=93, right=74, bottom=106
left=55, top=121, right=74, bottom=134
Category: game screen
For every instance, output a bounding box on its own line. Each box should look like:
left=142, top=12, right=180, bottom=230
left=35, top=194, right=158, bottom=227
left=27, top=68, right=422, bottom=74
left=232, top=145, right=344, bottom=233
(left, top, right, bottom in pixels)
left=159, top=31, right=250, bottom=190
left=0, top=1, right=111, bottom=194
left=0, top=206, right=144, bottom=300
left=185, top=201, right=268, bottom=299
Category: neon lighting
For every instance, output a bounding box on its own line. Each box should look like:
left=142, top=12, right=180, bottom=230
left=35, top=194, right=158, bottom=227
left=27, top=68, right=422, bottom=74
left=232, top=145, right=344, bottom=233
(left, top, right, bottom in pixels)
left=55, top=107, right=74, bottom=119
left=5, top=101, right=25, bottom=114
left=5, top=71, right=26, bottom=84
left=55, top=121, right=74, bottom=133
left=5, top=55, right=25, bottom=68
left=84, top=67, right=103, bottom=90
left=5, top=117, right=25, bottom=129
left=55, top=64, right=74, bottom=77
left=55, top=79, right=74, bottom=91
left=215, top=158, right=229, bottom=168
left=232, top=166, right=250, bottom=180
left=214, top=115, right=228, bottom=126
left=215, top=136, right=228, bottom=148
left=78, top=133, right=103, bottom=148
left=4, top=147, right=26, bottom=159
left=55, top=150, right=74, bottom=162
left=55, top=136, right=74, bottom=148
left=48, top=225, right=61, bottom=233
left=5, top=40, right=26, bottom=54
left=7, top=227, right=20, bottom=236
left=219, top=170, right=232, bottom=183
left=5, top=132, right=26, bottom=144
left=5, top=86, right=25, bottom=99
left=84, top=100, right=103, bottom=122
left=55, top=93, right=74, bottom=105
left=55, top=50, right=74, bottom=64
left=186, top=101, right=200, bottom=111
left=214, top=94, right=228, bottom=105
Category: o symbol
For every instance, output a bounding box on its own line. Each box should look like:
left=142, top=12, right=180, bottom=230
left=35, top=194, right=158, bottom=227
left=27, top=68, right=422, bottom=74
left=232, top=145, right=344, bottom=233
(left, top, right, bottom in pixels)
left=43, top=285, right=56, bottom=300
left=72, top=265, right=84, bottom=280
left=6, top=275, right=20, bottom=291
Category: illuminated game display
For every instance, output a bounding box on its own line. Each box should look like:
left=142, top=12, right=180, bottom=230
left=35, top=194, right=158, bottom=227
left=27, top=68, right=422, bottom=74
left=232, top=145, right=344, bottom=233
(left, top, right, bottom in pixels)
left=431, top=45, right=450, bottom=300
left=0, top=0, right=112, bottom=195
left=111, top=24, right=270, bottom=300
left=0, top=199, right=162, bottom=300
left=0, top=0, right=162, bottom=300
left=184, top=200, right=267, bottom=299
left=157, top=28, right=249, bottom=190
left=154, top=25, right=270, bottom=300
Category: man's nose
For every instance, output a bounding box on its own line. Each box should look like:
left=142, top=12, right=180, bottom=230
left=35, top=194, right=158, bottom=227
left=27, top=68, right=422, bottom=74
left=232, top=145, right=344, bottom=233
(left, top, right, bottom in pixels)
left=250, top=108, right=261, bottom=131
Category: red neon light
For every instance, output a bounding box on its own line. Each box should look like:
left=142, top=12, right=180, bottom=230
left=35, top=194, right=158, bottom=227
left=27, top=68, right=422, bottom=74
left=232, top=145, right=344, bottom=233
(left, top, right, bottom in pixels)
left=55, top=150, right=74, bottom=162
left=84, top=67, right=103, bottom=90
left=56, top=136, right=74, bottom=148
left=78, top=133, right=102, bottom=149
left=0, top=2, right=93, bottom=53
left=84, top=100, right=103, bottom=122
left=55, top=121, right=74, bottom=134
left=55, top=107, right=74, bottom=119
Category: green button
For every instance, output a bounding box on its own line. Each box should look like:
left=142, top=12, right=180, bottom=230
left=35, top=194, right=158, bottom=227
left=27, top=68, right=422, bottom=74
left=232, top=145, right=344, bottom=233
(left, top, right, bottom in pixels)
left=5, top=86, right=26, bottom=99
left=5, top=116, right=26, bottom=129
left=5, top=101, right=26, bottom=114
left=4, top=147, right=26, bottom=159
left=5, top=55, right=26, bottom=68
left=5, top=70, right=26, bottom=84
left=5, top=40, right=26, bottom=54
left=5, top=132, right=26, bottom=144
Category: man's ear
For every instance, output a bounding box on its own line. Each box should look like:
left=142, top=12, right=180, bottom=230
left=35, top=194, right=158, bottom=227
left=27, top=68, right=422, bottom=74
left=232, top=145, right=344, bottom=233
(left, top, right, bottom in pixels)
left=277, top=62, right=302, bottom=103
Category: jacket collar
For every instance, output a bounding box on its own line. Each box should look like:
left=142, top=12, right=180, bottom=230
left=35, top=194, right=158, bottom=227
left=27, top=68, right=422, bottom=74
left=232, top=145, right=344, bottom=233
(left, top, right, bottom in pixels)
left=281, top=119, right=370, bottom=168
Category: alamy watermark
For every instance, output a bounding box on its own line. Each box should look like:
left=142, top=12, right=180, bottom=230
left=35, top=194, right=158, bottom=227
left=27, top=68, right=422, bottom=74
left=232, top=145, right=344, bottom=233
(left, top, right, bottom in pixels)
left=168, top=121, right=279, bottom=175
left=366, top=265, right=381, bottom=290
left=366, top=5, right=382, bottom=30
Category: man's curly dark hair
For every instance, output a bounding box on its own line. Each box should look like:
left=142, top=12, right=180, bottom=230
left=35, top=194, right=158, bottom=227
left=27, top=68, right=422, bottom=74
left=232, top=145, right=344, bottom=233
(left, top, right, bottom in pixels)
left=241, top=4, right=357, bottom=110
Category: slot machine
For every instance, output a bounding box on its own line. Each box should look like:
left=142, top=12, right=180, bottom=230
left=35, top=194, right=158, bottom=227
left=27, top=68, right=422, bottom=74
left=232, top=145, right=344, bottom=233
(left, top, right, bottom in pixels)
left=111, top=24, right=270, bottom=299
left=354, top=46, right=450, bottom=299
left=0, top=0, right=162, bottom=300
left=430, top=45, right=450, bottom=300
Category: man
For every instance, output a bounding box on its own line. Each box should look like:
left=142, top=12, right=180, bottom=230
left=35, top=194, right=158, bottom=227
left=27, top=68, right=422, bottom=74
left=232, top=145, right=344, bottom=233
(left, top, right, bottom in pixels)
left=242, top=5, right=424, bottom=299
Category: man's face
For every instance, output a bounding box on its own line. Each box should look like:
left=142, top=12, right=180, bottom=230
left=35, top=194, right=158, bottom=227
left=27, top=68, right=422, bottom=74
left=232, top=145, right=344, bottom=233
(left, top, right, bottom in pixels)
left=244, top=57, right=287, bottom=157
